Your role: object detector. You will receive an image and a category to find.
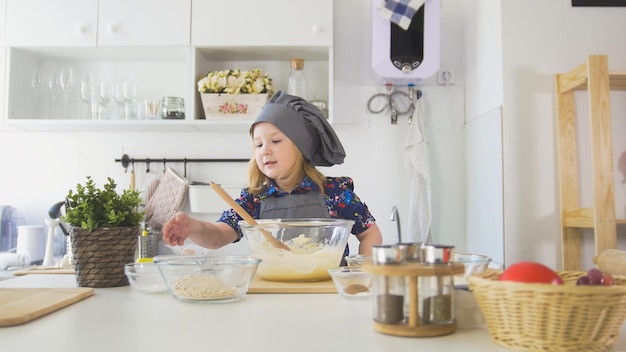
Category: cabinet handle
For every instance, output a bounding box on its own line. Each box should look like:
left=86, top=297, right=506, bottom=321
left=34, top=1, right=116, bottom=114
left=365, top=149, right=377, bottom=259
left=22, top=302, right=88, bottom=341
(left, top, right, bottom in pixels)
left=75, top=25, right=86, bottom=34
left=106, top=25, right=118, bottom=33
left=312, top=24, right=324, bottom=33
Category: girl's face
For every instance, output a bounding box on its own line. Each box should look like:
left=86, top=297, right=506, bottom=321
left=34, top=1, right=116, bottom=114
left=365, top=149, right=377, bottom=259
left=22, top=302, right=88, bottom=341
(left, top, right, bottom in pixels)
left=252, top=122, right=297, bottom=185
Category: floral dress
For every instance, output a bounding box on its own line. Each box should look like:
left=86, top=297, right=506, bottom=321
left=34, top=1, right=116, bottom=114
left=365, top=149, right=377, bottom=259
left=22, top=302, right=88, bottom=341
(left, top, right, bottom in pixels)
left=217, top=176, right=377, bottom=244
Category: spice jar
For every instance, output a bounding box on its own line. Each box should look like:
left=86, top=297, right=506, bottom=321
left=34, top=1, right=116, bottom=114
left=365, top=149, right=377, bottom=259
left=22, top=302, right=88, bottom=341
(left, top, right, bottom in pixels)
left=160, top=96, right=185, bottom=119
left=419, top=244, right=456, bottom=325
left=371, top=245, right=406, bottom=325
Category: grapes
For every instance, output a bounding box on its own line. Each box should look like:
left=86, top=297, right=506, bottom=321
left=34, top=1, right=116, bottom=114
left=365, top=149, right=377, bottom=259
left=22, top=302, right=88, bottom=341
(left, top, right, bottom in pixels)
left=576, top=268, right=615, bottom=286
left=587, top=268, right=605, bottom=285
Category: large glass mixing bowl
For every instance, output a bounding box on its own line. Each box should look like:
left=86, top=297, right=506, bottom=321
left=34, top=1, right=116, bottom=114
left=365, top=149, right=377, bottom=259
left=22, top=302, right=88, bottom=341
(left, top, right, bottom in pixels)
left=239, top=218, right=354, bottom=282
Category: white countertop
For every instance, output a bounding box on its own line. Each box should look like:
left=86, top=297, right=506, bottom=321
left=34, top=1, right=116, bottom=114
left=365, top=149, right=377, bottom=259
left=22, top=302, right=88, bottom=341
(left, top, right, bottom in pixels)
left=1, top=274, right=626, bottom=352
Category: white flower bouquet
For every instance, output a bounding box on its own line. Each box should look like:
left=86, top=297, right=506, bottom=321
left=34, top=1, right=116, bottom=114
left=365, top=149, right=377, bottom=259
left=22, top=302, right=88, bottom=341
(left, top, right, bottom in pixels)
left=197, top=68, right=273, bottom=95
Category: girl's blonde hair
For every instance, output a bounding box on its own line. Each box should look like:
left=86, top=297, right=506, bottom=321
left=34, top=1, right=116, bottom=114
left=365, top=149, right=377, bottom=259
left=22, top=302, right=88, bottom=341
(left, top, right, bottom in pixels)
left=247, top=142, right=326, bottom=195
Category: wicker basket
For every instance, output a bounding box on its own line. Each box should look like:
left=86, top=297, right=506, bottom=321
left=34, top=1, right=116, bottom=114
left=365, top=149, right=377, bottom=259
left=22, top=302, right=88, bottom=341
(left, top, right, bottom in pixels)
left=70, top=226, right=139, bottom=288
left=468, top=269, right=626, bottom=352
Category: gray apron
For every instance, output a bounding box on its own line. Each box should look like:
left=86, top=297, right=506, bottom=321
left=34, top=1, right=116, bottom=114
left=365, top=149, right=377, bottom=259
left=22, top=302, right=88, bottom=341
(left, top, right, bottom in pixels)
left=259, top=192, right=349, bottom=265
left=259, top=192, right=330, bottom=219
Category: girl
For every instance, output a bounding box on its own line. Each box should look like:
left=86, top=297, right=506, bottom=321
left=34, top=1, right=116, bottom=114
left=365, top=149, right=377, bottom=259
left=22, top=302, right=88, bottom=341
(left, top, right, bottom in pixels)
left=162, top=91, right=382, bottom=259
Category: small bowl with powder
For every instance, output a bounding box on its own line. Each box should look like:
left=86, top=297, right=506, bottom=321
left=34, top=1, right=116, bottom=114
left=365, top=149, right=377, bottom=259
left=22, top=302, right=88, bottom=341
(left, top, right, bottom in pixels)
left=124, top=262, right=168, bottom=293
left=328, top=267, right=372, bottom=300
left=154, top=255, right=261, bottom=303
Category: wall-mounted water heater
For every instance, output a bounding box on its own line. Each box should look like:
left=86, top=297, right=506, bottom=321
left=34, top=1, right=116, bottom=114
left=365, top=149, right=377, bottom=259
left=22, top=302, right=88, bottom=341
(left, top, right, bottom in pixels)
left=372, top=0, right=441, bottom=85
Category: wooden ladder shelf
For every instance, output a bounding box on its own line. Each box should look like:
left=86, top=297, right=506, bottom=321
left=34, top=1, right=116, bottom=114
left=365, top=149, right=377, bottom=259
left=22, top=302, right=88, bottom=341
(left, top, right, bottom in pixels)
left=555, top=55, right=626, bottom=270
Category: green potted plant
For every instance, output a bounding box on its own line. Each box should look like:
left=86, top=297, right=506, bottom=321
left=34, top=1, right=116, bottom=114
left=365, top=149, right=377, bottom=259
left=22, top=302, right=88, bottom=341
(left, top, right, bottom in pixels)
left=62, top=176, right=145, bottom=288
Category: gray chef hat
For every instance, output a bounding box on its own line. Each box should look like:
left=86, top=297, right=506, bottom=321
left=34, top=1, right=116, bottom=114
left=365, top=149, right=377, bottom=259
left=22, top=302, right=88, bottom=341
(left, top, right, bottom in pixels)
left=250, top=91, right=346, bottom=166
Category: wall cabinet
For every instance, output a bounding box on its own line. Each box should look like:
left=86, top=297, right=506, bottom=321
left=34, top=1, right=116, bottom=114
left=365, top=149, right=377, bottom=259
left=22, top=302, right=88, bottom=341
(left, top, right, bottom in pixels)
left=97, top=0, right=191, bottom=46
left=191, top=0, right=332, bottom=46
left=2, top=0, right=332, bottom=132
left=5, top=0, right=190, bottom=47
left=5, top=0, right=98, bottom=47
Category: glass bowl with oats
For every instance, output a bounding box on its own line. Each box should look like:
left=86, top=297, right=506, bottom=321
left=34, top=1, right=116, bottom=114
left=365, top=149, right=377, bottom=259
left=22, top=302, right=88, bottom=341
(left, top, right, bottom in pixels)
left=153, top=255, right=261, bottom=303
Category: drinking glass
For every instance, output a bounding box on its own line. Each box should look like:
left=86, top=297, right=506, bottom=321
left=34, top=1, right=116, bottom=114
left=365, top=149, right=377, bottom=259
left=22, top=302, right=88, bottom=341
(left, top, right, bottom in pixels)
left=48, top=70, right=60, bottom=118
left=123, top=82, right=137, bottom=119
left=80, top=72, right=97, bottom=119
left=114, top=83, right=126, bottom=118
left=31, top=68, right=42, bottom=115
left=144, top=99, right=160, bottom=119
left=98, top=81, right=113, bottom=120
left=59, top=67, right=75, bottom=118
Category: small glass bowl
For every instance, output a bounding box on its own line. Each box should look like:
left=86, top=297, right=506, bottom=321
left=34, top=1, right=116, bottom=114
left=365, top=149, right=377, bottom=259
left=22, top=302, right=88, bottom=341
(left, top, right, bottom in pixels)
left=328, top=267, right=372, bottom=300
left=455, top=253, right=492, bottom=276
left=453, top=253, right=492, bottom=286
left=345, top=255, right=372, bottom=267
left=124, top=262, right=167, bottom=293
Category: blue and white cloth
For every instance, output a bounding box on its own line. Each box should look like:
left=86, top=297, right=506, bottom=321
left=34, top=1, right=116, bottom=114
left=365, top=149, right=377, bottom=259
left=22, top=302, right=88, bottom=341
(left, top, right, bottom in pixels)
left=377, top=0, right=426, bottom=30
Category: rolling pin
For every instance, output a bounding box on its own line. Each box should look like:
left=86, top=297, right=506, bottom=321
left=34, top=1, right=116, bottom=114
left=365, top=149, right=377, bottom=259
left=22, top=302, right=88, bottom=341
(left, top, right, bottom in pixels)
left=593, top=249, right=626, bottom=275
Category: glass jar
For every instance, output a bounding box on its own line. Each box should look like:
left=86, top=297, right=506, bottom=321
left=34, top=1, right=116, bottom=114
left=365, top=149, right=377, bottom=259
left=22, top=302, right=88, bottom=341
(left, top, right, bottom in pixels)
left=287, top=58, right=308, bottom=99
left=309, top=100, right=328, bottom=119
left=160, top=96, right=185, bottom=119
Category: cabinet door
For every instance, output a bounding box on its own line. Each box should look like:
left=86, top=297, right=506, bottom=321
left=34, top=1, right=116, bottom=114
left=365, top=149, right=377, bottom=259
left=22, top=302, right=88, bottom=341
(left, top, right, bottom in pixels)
left=98, top=0, right=191, bottom=46
left=191, top=0, right=333, bottom=46
left=5, top=0, right=98, bottom=47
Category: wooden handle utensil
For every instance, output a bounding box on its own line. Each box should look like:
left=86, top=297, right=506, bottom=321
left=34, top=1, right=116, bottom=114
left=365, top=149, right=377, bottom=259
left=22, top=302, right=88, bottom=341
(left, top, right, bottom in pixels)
left=209, top=182, right=291, bottom=251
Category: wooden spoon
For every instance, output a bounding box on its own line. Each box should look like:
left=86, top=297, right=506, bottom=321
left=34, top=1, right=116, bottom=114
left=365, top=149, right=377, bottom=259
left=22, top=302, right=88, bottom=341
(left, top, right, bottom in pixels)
left=210, top=182, right=291, bottom=251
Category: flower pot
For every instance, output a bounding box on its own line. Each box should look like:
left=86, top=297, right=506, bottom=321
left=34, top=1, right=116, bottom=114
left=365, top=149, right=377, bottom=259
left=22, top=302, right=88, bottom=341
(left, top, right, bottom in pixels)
left=200, top=92, right=270, bottom=120
left=70, top=226, right=139, bottom=288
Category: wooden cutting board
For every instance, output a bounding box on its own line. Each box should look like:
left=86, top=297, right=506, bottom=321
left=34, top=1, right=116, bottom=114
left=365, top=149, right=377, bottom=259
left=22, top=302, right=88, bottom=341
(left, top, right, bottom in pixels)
left=248, top=276, right=336, bottom=294
left=0, top=288, right=94, bottom=327
left=12, top=267, right=75, bottom=276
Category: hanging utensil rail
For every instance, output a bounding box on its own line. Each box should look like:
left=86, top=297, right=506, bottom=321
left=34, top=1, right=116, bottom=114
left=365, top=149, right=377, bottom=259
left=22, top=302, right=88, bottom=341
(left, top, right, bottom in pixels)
left=115, top=154, right=248, bottom=177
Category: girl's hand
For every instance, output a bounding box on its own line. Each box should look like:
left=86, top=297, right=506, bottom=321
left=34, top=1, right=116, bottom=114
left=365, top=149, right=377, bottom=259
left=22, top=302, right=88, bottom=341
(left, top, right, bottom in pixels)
left=162, top=212, right=193, bottom=246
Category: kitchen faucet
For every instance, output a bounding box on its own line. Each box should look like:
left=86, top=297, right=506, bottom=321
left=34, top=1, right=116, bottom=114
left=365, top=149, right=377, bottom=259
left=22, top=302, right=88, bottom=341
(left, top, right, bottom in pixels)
left=390, top=206, right=401, bottom=242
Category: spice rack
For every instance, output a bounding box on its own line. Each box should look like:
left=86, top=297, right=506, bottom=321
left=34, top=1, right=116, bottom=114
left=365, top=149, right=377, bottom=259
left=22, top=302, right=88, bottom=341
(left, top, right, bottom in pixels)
left=555, top=55, right=626, bottom=270
left=363, top=262, right=464, bottom=337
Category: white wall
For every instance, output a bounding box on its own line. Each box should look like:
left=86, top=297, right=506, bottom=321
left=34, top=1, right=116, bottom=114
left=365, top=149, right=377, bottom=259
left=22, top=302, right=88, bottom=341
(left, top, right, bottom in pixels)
left=497, top=0, right=626, bottom=268
left=0, top=0, right=470, bottom=256
left=462, top=0, right=502, bottom=121
left=0, top=0, right=5, bottom=123
left=462, top=0, right=504, bottom=265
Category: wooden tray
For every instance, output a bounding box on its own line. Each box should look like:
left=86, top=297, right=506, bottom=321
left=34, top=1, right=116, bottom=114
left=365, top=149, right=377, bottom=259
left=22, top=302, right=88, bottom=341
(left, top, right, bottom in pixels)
left=0, top=288, right=94, bottom=326
left=11, top=268, right=338, bottom=293
left=248, top=276, right=336, bottom=294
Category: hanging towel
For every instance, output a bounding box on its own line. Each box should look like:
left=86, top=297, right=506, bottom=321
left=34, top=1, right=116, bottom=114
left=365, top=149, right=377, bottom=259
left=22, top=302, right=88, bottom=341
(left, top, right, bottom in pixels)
left=144, top=167, right=189, bottom=230
left=404, top=97, right=432, bottom=243
left=377, top=0, right=426, bottom=30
